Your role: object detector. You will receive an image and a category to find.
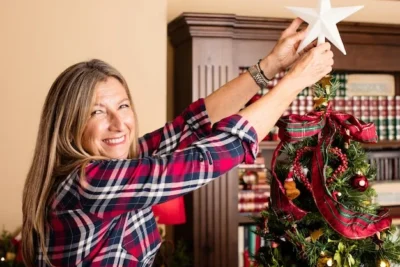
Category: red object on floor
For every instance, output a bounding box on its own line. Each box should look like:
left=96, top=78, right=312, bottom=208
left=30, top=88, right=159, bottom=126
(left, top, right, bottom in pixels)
left=152, top=196, right=186, bottom=225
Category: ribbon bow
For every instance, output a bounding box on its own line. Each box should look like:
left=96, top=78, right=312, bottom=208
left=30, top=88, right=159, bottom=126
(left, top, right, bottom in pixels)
left=271, top=106, right=391, bottom=239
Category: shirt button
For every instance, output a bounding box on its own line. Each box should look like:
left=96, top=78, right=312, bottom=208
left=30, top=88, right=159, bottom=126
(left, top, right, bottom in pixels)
left=199, top=156, right=204, bottom=162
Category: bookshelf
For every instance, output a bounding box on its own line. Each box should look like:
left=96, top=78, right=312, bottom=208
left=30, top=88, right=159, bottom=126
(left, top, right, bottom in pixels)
left=168, top=13, right=400, bottom=267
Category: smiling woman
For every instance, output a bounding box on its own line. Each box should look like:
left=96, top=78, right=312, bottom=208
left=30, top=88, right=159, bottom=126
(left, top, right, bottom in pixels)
left=21, top=17, right=334, bottom=267
left=82, top=77, right=136, bottom=159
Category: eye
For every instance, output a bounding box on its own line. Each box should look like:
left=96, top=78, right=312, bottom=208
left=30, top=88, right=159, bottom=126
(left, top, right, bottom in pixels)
left=119, top=104, right=130, bottom=109
left=90, top=110, right=104, bottom=116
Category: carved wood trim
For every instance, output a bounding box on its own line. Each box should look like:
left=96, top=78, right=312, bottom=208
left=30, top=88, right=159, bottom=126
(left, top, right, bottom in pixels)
left=169, top=12, right=400, bottom=46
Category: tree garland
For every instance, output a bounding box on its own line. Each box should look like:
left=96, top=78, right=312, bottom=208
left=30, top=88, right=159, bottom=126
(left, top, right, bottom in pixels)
left=292, top=146, right=348, bottom=190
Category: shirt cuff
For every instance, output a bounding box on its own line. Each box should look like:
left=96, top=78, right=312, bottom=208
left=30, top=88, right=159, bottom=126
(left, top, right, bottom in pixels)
left=212, top=114, right=259, bottom=164
left=182, top=98, right=212, bottom=139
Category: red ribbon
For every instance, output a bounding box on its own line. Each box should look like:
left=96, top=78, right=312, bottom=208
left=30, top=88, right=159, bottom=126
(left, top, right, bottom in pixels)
left=270, top=106, right=392, bottom=239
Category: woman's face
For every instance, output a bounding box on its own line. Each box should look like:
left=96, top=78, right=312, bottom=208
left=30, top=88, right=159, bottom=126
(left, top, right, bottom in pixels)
left=82, top=77, right=135, bottom=159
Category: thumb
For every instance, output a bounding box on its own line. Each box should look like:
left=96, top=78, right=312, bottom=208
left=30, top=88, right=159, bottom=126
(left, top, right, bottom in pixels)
left=293, top=28, right=307, bottom=42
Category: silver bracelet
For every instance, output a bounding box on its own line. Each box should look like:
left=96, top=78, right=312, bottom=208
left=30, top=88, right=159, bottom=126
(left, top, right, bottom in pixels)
left=248, top=64, right=269, bottom=89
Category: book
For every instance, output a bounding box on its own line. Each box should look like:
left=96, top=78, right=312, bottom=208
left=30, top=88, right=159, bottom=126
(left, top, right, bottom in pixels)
left=346, top=74, right=395, bottom=96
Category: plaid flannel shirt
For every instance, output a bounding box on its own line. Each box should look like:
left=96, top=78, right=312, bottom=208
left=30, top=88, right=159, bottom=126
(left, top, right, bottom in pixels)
left=39, top=98, right=258, bottom=267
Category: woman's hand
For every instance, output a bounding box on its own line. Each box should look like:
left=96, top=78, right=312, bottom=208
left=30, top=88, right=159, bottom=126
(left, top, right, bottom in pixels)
left=285, top=42, right=334, bottom=90
left=260, top=18, right=316, bottom=78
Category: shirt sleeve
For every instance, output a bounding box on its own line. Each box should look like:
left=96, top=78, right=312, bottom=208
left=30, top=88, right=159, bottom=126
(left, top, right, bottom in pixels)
left=138, top=98, right=212, bottom=157
left=78, top=115, right=259, bottom=218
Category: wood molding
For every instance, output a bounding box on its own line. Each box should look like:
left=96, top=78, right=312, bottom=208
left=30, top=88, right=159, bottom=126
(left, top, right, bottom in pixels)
left=169, top=12, right=400, bottom=46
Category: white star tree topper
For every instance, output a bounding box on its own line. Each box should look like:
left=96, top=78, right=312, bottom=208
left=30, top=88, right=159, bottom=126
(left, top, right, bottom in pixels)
left=286, top=0, right=363, bottom=55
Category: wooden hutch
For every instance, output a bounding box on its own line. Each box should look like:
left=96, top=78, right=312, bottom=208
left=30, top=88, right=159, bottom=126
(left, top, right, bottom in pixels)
left=168, top=13, right=400, bottom=267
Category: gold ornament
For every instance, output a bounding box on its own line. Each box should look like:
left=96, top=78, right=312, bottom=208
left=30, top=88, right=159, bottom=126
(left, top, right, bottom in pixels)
left=320, top=75, right=332, bottom=88
left=378, top=259, right=390, bottom=267
left=284, top=179, right=300, bottom=200
left=313, top=97, right=328, bottom=109
left=5, top=252, right=16, bottom=261
left=362, top=200, right=371, bottom=206
left=311, top=228, right=324, bottom=242
left=317, top=255, right=334, bottom=267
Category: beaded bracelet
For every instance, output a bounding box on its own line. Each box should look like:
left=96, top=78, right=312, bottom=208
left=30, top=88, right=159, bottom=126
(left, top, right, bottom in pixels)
left=247, top=60, right=270, bottom=89
left=257, top=59, right=272, bottom=81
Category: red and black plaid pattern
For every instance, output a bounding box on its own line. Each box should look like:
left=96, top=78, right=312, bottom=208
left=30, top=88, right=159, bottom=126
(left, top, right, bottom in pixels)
left=39, top=99, right=258, bottom=266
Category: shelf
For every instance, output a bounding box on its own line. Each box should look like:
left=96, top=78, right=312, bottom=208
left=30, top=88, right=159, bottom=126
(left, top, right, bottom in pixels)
left=259, top=141, right=400, bottom=151
left=238, top=213, right=260, bottom=224
left=387, top=206, right=400, bottom=218
left=238, top=163, right=266, bottom=169
left=259, top=141, right=280, bottom=150
left=363, top=141, right=400, bottom=150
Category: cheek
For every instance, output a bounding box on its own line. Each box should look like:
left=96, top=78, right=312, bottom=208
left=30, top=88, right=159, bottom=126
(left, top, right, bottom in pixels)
left=82, top=122, right=103, bottom=149
left=124, top=112, right=136, bottom=131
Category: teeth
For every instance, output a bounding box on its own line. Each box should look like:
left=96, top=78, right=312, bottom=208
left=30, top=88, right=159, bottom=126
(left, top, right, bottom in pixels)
left=104, top=136, right=125, bottom=144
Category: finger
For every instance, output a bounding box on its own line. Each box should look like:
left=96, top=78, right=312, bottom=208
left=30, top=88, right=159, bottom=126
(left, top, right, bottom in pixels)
left=281, top=17, right=304, bottom=38
left=303, top=39, right=317, bottom=52
left=288, top=17, right=304, bottom=32
left=315, top=42, right=331, bottom=53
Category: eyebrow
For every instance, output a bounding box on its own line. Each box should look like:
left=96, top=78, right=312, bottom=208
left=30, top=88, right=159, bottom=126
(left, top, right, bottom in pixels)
left=93, top=98, right=130, bottom=107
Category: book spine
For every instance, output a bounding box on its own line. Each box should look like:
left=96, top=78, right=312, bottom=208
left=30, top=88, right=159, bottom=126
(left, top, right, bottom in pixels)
left=306, top=96, right=314, bottom=113
left=345, top=96, right=353, bottom=115
left=352, top=96, right=362, bottom=118
left=396, top=96, right=400, bottom=140
left=378, top=96, right=388, bottom=141
left=336, top=96, right=345, bottom=113
left=238, top=226, right=244, bottom=267
left=290, top=97, right=299, bottom=115
left=334, top=72, right=347, bottom=96
left=369, top=96, right=380, bottom=139
left=387, top=96, right=395, bottom=141
left=360, top=96, right=370, bottom=123
left=298, top=96, right=306, bottom=115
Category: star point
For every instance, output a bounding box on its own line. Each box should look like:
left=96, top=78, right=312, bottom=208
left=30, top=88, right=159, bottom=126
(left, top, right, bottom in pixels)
left=286, top=0, right=363, bottom=55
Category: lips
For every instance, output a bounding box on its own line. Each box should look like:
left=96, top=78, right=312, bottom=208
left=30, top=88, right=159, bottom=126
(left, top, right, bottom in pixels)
left=103, top=135, right=126, bottom=145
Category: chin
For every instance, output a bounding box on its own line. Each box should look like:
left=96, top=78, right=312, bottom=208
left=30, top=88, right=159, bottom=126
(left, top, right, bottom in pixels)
left=110, top=152, right=129, bottom=160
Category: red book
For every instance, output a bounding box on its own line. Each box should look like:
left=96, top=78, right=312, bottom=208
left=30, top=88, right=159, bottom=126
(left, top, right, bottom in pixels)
left=243, top=250, right=251, bottom=267
left=387, top=96, right=395, bottom=140
left=335, top=96, right=345, bottom=113
left=290, top=98, right=299, bottom=115
left=378, top=96, right=388, bottom=140
left=345, top=96, right=353, bottom=115
left=396, top=96, right=400, bottom=140
left=352, top=96, right=362, bottom=119
left=298, top=96, right=306, bottom=115
left=255, top=235, right=261, bottom=252
left=360, top=96, right=370, bottom=123
left=369, top=96, right=380, bottom=139
left=306, top=96, right=314, bottom=113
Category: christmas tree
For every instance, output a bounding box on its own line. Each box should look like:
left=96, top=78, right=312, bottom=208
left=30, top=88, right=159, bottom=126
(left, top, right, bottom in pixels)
left=253, top=76, right=400, bottom=267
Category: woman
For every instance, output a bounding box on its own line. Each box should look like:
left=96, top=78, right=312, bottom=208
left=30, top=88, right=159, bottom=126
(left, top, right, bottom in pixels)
left=22, top=18, right=333, bottom=267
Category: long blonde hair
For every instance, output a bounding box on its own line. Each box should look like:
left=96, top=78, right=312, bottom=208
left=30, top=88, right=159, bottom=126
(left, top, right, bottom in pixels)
left=22, top=59, right=139, bottom=266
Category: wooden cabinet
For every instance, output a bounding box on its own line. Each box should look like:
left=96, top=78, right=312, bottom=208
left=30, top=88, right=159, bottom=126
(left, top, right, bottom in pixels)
left=168, top=13, right=400, bottom=267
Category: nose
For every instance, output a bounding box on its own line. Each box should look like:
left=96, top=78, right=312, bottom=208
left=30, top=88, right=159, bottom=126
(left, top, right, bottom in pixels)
left=109, top=112, right=124, bottom=131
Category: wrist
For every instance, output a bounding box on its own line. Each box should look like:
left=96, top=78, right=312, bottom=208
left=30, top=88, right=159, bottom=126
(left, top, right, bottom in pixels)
left=260, top=54, right=280, bottom=80
left=280, top=72, right=304, bottom=95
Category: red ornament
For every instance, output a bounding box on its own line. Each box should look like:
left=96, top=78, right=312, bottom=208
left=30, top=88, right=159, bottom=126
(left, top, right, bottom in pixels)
left=350, top=174, right=369, bottom=192
left=332, top=191, right=342, bottom=201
